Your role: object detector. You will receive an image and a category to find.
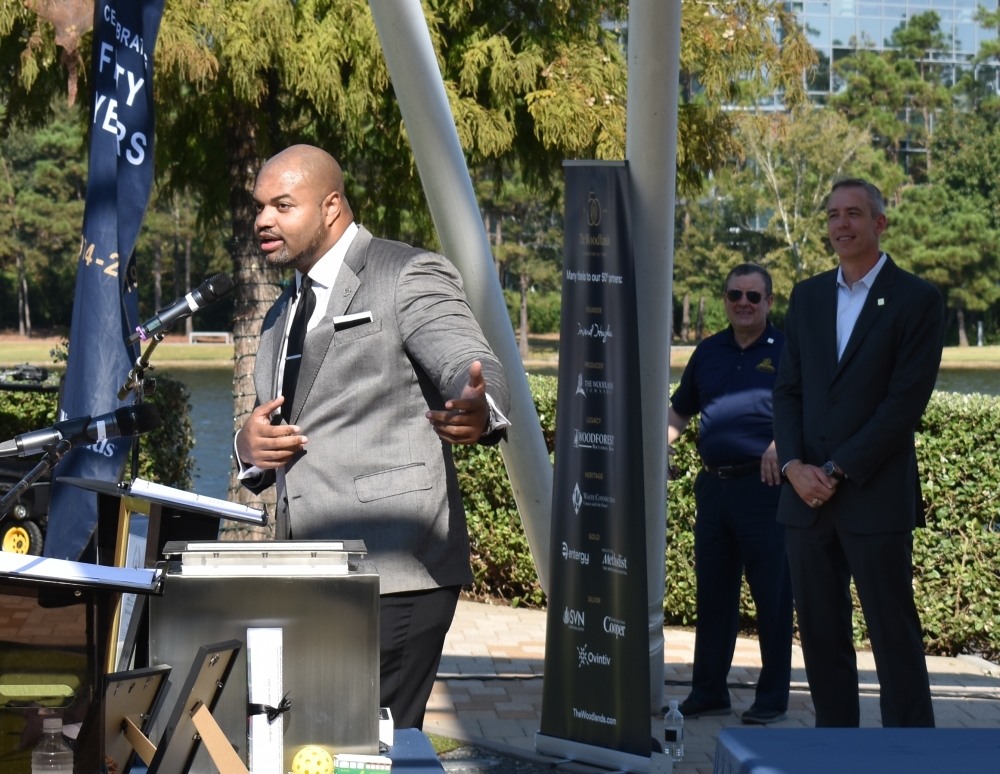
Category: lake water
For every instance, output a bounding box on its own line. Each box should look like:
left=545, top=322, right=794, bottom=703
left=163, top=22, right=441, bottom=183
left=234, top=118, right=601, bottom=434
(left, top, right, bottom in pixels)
left=167, top=366, right=999, bottom=500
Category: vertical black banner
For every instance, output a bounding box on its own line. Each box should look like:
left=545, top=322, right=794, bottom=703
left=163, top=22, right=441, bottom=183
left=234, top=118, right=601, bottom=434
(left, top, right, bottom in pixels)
left=45, top=0, right=165, bottom=560
left=539, top=162, right=650, bottom=758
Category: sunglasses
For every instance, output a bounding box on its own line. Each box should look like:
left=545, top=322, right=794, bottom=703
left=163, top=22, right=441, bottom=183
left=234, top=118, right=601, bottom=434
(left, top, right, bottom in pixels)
left=725, top=289, right=763, bottom=304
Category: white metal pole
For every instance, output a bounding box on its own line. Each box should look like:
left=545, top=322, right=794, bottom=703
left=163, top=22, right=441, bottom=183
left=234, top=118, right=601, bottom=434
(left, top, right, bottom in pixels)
left=626, top=0, right=682, bottom=713
left=368, top=0, right=553, bottom=592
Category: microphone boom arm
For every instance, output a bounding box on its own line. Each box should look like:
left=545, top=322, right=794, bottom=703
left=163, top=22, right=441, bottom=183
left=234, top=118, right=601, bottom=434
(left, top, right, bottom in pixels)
left=118, top=332, right=165, bottom=402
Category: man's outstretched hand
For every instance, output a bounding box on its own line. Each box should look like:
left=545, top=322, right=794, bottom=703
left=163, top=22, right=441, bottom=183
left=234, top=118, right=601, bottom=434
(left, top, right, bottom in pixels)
left=236, top=396, right=308, bottom=469
left=426, top=361, right=489, bottom=445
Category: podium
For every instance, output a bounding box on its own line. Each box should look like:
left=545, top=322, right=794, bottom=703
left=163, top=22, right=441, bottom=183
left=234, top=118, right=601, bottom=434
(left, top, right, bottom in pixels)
left=149, top=540, right=381, bottom=773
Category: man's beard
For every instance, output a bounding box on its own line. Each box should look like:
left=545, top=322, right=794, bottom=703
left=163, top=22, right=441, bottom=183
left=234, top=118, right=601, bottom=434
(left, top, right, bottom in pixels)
left=263, top=225, right=327, bottom=270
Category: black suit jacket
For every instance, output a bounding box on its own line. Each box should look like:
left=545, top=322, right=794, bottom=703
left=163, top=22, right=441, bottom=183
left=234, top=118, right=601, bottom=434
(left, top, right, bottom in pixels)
left=773, top=256, right=944, bottom=534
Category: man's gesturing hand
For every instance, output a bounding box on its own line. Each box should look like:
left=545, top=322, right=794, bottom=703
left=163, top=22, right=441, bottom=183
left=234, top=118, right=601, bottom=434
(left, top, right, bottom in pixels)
left=785, top=460, right=838, bottom=507
left=236, top=396, right=308, bottom=469
left=426, top=361, right=489, bottom=445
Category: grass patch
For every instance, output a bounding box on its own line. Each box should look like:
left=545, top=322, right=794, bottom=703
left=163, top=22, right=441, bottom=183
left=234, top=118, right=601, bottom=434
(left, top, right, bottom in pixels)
left=940, top=345, right=1000, bottom=364
left=0, top=341, right=233, bottom=366
left=426, top=733, right=467, bottom=755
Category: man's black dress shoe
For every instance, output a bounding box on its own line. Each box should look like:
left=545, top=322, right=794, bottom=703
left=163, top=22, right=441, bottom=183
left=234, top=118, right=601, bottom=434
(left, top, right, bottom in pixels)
left=741, top=706, right=787, bottom=725
left=671, top=698, right=732, bottom=718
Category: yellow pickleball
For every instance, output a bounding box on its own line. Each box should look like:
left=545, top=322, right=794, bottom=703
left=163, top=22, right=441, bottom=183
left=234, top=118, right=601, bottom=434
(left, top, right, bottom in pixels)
left=292, top=745, right=334, bottom=774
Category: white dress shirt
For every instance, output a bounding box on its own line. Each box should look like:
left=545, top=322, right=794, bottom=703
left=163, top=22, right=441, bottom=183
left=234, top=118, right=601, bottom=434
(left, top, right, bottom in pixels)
left=836, top=252, right=887, bottom=360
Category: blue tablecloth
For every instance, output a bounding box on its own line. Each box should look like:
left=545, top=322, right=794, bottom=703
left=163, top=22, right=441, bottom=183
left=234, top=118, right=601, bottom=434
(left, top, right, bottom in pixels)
left=714, top=728, right=1000, bottom=774
left=388, top=728, right=445, bottom=774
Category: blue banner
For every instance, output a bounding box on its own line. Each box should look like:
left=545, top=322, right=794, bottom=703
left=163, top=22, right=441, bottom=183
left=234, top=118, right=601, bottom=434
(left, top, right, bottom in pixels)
left=45, top=0, right=165, bottom=560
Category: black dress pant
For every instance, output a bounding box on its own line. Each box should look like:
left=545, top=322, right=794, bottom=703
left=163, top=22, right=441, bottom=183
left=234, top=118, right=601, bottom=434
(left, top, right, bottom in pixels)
left=687, top=471, right=793, bottom=712
left=380, top=585, right=460, bottom=730
left=785, top=509, right=934, bottom=727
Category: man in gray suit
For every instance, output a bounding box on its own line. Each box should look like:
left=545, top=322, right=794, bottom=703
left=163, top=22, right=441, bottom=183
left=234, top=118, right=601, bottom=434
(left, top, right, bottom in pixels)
left=236, top=145, right=510, bottom=729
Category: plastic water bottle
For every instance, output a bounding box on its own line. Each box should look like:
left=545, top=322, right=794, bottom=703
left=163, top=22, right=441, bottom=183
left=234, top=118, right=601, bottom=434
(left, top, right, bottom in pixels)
left=664, top=700, right=684, bottom=762
left=31, top=718, right=73, bottom=774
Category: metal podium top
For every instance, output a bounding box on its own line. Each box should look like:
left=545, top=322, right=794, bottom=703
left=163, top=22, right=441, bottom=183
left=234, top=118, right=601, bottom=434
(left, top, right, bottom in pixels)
left=162, top=539, right=369, bottom=578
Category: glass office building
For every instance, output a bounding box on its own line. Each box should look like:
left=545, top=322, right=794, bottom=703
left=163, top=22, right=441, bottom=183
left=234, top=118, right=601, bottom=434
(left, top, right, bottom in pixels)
left=794, top=0, right=1000, bottom=95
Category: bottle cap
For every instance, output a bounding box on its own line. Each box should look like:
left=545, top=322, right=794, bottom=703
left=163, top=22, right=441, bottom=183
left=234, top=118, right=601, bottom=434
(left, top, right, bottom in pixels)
left=42, top=718, right=63, bottom=731
left=668, top=700, right=678, bottom=710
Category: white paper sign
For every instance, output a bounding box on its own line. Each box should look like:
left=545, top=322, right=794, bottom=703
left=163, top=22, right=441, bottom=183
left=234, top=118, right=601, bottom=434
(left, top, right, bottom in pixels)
left=247, top=627, right=283, bottom=774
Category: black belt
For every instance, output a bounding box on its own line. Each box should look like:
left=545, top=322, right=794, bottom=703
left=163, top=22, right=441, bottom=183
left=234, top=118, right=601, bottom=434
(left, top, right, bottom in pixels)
left=703, top=461, right=761, bottom=479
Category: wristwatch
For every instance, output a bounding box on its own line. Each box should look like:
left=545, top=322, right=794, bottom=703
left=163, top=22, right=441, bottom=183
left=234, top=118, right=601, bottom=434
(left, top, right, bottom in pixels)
left=822, top=460, right=845, bottom=481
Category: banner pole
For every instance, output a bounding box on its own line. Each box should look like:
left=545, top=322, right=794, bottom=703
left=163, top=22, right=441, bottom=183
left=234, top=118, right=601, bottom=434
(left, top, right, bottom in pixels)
left=625, top=0, right=682, bottom=714
left=368, top=0, right=554, bottom=592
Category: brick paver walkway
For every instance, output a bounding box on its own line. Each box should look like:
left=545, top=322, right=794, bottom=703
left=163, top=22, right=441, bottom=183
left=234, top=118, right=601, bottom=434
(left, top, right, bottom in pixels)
left=425, top=600, right=1000, bottom=773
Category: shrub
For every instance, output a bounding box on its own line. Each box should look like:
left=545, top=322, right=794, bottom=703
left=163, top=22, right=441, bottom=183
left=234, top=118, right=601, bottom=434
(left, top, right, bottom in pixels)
left=0, top=375, right=193, bottom=490
left=453, top=374, right=555, bottom=607
left=455, top=375, right=1000, bottom=660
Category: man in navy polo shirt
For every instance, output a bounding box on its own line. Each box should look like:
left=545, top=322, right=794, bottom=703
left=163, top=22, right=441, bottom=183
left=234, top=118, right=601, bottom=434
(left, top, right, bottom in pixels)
left=668, top=263, right=792, bottom=725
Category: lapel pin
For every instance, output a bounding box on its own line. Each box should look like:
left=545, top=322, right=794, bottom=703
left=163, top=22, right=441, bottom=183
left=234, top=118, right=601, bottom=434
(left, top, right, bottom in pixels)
left=878, top=298, right=885, bottom=306
left=767, top=338, right=774, bottom=344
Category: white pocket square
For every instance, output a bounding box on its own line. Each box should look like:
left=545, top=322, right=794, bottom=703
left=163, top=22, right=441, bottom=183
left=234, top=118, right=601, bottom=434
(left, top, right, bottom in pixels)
left=333, top=311, right=373, bottom=331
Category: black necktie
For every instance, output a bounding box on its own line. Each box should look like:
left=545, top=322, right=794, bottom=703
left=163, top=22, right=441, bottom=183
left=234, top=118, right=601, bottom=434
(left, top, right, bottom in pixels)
left=280, top=275, right=315, bottom=420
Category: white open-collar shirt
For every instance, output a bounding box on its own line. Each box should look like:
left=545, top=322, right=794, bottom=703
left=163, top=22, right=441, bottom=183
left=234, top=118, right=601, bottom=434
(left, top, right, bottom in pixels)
left=836, top=251, right=887, bottom=360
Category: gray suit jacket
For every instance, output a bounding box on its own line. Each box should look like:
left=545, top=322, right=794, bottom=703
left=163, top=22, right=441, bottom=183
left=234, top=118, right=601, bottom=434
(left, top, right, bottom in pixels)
left=242, top=225, right=510, bottom=594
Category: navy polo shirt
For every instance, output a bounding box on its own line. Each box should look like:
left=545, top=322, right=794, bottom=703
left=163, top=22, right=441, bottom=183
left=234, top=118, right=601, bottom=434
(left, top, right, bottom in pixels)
left=671, top=322, right=784, bottom=469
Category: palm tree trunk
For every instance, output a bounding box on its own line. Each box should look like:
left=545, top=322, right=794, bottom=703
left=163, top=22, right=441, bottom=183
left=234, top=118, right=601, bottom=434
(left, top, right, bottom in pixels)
left=184, top=233, right=193, bottom=337
left=495, top=218, right=504, bottom=284
left=223, top=100, right=282, bottom=538
left=519, top=271, right=529, bottom=360
left=957, top=306, right=969, bottom=347
left=21, top=274, right=31, bottom=339
left=16, top=251, right=27, bottom=338
left=153, top=239, right=163, bottom=315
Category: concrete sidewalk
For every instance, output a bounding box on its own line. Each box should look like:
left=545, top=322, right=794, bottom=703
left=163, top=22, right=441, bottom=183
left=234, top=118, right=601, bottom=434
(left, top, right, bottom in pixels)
left=424, top=600, right=1000, bottom=773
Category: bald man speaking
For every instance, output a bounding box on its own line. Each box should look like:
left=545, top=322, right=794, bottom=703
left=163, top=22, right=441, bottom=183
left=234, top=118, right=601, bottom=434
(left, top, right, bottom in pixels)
left=235, top=145, right=511, bottom=729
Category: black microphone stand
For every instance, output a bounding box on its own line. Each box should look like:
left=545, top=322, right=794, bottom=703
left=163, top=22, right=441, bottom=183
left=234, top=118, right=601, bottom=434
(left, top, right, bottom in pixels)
left=118, top=332, right=165, bottom=480
left=0, top=439, right=73, bottom=517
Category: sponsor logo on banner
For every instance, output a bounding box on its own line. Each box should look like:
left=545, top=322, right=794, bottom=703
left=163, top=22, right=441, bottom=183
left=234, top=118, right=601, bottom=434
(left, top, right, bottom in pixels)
left=563, top=607, right=586, bottom=631
left=602, top=549, right=628, bottom=575
left=577, top=322, right=613, bottom=342
left=587, top=191, right=602, bottom=226
left=572, top=483, right=616, bottom=513
left=577, top=643, right=611, bottom=668
left=572, top=708, right=617, bottom=726
left=603, top=615, right=626, bottom=639
left=575, top=372, right=614, bottom=397
left=573, top=430, right=614, bottom=452
left=561, top=541, right=590, bottom=565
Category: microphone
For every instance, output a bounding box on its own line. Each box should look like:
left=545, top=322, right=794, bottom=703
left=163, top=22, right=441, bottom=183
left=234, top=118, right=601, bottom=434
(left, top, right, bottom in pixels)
left=127, top=273, right=235, bottom=345
left=0, top=404, right=162, bottom=458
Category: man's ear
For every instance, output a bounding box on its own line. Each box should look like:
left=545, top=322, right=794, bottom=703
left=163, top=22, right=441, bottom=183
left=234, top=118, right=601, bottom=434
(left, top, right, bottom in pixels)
left=323, top=190, right=342, bottom=225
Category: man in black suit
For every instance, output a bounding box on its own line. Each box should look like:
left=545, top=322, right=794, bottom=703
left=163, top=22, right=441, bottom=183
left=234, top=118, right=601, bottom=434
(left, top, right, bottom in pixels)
left=773, top=178, right=943, bottom=728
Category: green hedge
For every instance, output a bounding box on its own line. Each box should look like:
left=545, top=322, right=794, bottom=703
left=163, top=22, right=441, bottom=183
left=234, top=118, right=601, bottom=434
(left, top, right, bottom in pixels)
left=0, top=376, right=194, bottom=490
left=455, top=375, right=1000, bottom=660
